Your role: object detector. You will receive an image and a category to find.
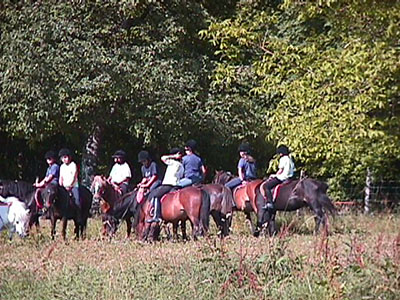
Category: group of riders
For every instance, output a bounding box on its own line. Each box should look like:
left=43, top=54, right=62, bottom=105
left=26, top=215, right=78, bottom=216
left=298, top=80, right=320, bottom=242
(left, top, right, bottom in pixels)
left=32, top=139, right=295, bottom=225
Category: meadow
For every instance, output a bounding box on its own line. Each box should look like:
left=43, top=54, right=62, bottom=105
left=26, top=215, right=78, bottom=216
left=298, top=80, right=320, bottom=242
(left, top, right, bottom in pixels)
left=1, top=210, right=399, bottom=300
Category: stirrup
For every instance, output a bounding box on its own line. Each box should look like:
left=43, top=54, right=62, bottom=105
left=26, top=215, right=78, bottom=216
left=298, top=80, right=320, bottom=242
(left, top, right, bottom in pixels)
left=146, top=217, right=161, bottom=223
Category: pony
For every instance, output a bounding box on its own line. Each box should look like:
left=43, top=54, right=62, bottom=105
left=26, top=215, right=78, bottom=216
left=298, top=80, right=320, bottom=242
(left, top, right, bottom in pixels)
left=99, top=190, right=139, bottom=238
left=42, top=184, right=92, bottom=240
left=0, top=196, right=30, bottom=239
left=92, top=175, right=138, bottom=238
left=200, top=184, right=233, bottom=237
left=212, top=172, right=265, bottom=236
left=141, top=186, right=210, bottom=241
left=0, top=179, right=40, bottom=231
left=260, top=178, right=336, bottom=235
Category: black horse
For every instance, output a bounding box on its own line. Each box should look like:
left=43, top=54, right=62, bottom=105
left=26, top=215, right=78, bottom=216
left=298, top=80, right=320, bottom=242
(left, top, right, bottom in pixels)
left=259, top=177, right=336, bottom=235
left=42, top=184, right=92, bottom=240
left=99, top=190, right=140, bottom=238
left=0, top=179, right=39, bottom=231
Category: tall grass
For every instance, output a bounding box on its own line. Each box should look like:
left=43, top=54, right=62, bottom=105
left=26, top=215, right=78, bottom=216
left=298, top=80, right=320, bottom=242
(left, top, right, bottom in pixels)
left=0, top=212, right=399, bottom=299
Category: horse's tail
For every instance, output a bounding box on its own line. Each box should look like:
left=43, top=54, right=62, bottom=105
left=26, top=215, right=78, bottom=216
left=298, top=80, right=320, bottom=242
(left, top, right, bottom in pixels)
left=318, top=192, right=336, bottom=216
left=199, top=189, right=211, bottom=235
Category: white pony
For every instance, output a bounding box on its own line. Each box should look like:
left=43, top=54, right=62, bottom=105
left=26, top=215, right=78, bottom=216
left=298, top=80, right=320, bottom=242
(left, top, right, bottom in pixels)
left=0, top=195, right=30, bottom=239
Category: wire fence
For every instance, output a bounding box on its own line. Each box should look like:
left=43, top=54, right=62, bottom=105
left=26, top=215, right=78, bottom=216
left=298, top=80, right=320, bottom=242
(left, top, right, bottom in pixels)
left=336, top=181, right=400, bottom=211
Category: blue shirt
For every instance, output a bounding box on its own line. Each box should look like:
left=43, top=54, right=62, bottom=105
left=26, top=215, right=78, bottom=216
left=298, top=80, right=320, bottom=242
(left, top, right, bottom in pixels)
left=46, top=163, right=60, bottom=185
left=238, top=158, right=256, bottom=180
left=182, top=154, right=204, bottom=179
left=141, top=161, right=159, bottom=179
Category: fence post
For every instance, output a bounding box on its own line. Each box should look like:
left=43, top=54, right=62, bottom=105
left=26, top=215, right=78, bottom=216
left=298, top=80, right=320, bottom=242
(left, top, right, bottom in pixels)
left=364, top=168, right=372, bottom=213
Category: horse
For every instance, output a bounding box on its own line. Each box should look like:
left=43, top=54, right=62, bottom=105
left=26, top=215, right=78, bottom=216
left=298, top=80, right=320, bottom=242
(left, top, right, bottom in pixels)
left=42, top=184, right=92, bottom=240
left=259, top=177, right=336, bottom=235
left=200, top=184, right=233, bottom=237
left=92, top=175, right=138, bottom=238
left=0, top=179, right=40, bottom=231
left=99, top=190, right=140, bottom=238
left=0, top=196, right=30, bottom=240
left=212, top=172, right=265, bottom=236
left=141, top=186, right=210, bottom=242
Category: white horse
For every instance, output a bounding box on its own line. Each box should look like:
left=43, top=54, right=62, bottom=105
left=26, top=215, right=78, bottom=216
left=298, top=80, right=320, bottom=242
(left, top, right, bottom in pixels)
left=0, top=196, right=30, bottom=239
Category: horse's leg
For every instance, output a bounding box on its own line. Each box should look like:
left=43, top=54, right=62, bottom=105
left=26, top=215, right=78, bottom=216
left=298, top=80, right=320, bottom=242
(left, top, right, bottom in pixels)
left=181, top=220, right=187, bottom=241
left=125, top=218, right=132, bottom=239
left=172, top=222, right=179, bottom=241
left=50, top=214, right=57, bottom=240
left=245, top=211, right=255, bottom=235
left=210, top=210, right=222, bottom=237
left=268, top=212, right=277, bottom=236
left=309, top=201, right=326, bottom=234
left=61, top=217, right=68, bottom=240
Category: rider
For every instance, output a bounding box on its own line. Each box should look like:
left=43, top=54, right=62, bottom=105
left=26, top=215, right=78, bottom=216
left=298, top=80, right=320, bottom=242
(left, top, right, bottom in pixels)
left=33, top=150, right=60, bottom=213
left=108, top=150, right=132, bottom=195
left=177, top=139, right=206, bottom=188
left=137, top=150, right=161, bottom=192
left=264, top=145, right=295, bottom=211
left=146, top=147, right=184, bottom=223
left=58, top=148, right=82, bottom=224
left=225, top=143, right=257, bottom=191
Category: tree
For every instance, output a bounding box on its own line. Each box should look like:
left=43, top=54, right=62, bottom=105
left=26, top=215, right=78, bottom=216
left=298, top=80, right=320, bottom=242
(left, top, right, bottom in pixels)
left=201, top=0, right=400, bottom=196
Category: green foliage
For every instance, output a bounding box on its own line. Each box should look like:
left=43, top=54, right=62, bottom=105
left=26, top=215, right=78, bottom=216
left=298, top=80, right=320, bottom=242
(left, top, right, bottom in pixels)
left=201, top=0, right=400, bottom=189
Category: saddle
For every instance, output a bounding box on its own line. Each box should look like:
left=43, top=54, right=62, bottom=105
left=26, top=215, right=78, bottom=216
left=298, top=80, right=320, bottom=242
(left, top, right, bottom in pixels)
left=261, top=179, right=293, bottom=201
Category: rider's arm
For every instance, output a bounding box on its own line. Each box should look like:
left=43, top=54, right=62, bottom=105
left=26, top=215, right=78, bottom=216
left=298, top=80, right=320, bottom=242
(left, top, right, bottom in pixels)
left=141, top=174, right=158, bottom=188
left=238, top=167, right=245, bottom=181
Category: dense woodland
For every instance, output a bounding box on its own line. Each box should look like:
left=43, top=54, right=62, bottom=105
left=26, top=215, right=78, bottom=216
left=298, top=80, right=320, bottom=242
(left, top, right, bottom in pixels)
left=1, top=0, right=399, bottom=200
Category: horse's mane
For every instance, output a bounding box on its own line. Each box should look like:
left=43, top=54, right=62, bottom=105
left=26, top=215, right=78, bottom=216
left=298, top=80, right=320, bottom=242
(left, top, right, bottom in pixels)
left=0, top=180, right=35, bottom=200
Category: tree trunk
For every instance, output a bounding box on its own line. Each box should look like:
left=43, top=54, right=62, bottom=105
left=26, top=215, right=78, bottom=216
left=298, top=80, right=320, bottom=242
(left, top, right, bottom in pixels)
left=81, top=125, right=103, bottom=188
left=364, top=168, right=372, bottom=214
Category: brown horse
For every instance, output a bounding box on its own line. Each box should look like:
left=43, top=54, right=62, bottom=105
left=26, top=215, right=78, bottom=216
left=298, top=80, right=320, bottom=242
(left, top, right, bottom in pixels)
left=212, top=172, right=265, bottom=236
left=260, top=178, right=336, bottom=235
left=92, top=175, right=136, bottom=238
left=141, top=186, right=210, bottom=241
left=201, top=184, right=233, bottom=237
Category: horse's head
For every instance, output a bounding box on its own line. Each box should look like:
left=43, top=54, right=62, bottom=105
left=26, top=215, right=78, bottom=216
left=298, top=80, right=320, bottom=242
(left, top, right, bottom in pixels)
left=103, top=214, right=119, bottom=237
left=91, top=175, right=109, bottom=212
left=42, top=184, right=58, bottom=210
left=8, top=197, right=30, bottom=238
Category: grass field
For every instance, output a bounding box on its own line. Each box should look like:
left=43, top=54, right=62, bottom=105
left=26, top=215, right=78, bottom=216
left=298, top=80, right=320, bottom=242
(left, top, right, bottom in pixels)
left=1, top=210, right=399, bottom=300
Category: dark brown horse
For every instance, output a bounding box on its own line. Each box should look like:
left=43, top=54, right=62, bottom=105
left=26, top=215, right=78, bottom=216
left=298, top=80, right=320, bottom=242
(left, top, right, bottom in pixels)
left=92, top=175, right=137, bottom=238
left=212, top=172, right=265, bottom=236
left=42, top=184, right=92, bottom=240
left=141, top=186, right=210, bottom=241
left=0, top=179, right=40, bottom=232
left=260, top=178, right=336, bottom=235
left=201, top=184, right=233, bottom=237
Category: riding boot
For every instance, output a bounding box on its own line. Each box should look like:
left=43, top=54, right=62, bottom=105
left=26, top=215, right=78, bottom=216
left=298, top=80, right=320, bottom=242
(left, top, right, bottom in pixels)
left=146, top=198, right=161, bottom=223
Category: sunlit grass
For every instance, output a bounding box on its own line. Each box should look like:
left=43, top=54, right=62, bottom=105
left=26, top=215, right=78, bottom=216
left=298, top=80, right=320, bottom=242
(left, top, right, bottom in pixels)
left=0, top=212, right=399, bottom=299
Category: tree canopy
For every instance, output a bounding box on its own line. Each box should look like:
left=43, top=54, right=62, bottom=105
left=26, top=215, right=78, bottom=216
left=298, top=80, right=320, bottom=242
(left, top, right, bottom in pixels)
left=1, top=0, right=399, bottom=199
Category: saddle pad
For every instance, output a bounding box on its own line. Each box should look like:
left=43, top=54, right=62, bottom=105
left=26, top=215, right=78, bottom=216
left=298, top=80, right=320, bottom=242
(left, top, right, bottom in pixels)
left=273, top=179, right=292, bottom=200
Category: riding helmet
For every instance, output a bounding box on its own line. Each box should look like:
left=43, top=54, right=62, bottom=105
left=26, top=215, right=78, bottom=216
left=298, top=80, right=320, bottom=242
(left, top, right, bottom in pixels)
left=58, top=148, right=72, bottom=157
left=185, top=139, right=197, bottom=151
left=238, top=143, right=251, bottom=154
left=276, top=145, right=289, bottom=155
left=112, top=150, right=126, bottom=159
left=138, top=150, right=150, bottom=162
left=45, top=150, right=57, bottom=160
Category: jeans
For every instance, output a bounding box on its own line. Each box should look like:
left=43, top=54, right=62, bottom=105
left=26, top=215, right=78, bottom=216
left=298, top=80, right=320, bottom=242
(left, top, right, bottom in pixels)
left=177, top=176, right=202, bottom=188
left=225, top=177, right=243, bottom=190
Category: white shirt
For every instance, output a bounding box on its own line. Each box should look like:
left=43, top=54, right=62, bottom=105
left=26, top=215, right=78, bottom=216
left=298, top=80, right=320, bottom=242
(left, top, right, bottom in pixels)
left=60, top=161, right=79, bottom=188
left=109, top=162, right=132, bottom=184
left=162, top=159, right=184, bottom=185
left=276, top=155, right=295, bottom=181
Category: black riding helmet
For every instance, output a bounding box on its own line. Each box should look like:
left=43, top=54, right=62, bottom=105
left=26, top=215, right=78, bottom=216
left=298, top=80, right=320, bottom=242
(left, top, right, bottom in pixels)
left=112, top=150, right=126, bottom=159
left=185, top=139, right=197, bottom=151
left=58, top=148, right=72, bottom=157
left=238, top=143, right=251, bottom=154
left=276, top=145, right=290, bottom=156
left=45, top=150, right=57, bottom=160
left=138, top=150, right=150, bottom=163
